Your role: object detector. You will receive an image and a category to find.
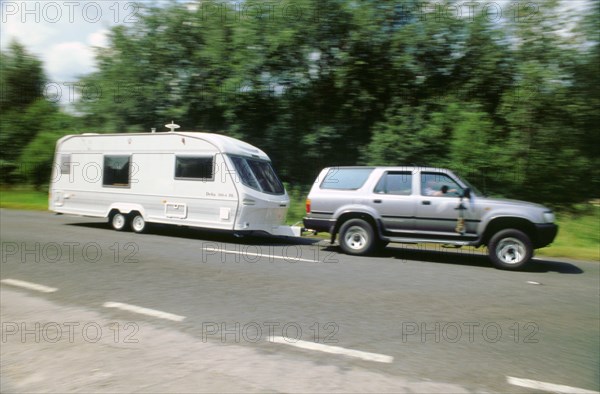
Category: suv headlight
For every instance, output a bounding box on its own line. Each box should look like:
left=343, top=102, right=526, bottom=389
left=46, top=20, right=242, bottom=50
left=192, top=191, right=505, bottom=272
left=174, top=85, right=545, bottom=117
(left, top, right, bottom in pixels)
left=543, top=211, right=555, bottom=223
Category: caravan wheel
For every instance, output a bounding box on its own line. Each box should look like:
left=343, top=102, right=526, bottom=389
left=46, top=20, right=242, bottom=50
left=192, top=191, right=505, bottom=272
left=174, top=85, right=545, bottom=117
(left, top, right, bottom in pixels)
left=111, top=213, right=127, bottom=231
left=131, top=214, right=146, bottom=234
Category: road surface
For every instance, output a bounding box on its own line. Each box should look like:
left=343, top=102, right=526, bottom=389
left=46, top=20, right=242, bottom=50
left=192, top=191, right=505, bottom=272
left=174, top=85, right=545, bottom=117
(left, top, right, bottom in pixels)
left=1, top=209, right=598, bottom=393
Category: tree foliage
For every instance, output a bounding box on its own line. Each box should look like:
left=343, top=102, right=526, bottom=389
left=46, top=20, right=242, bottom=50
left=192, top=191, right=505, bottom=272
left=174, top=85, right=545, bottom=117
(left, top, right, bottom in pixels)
left=1, top=0, right=598, bottom=204
left=0, top=42, right=77, bottom=185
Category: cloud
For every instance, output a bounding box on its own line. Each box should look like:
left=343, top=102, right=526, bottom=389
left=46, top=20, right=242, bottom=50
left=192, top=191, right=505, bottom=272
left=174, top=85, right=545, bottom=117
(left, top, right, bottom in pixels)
left=0, top=1, right=122, bottom=81
left=45, top=41, right=95, bottom=81
left=1, top=10, right=57, bottom=51
left=88, top=29, right=109, bottom=48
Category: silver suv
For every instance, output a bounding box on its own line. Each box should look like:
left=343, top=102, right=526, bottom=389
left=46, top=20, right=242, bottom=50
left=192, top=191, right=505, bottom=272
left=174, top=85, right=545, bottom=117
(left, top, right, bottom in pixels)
left=303, top=167, right=558, bottom=270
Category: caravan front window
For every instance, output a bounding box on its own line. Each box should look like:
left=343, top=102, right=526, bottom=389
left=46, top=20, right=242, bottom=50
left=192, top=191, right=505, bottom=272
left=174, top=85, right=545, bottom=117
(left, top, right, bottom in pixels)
left=229, top=156, right=285, bottom=195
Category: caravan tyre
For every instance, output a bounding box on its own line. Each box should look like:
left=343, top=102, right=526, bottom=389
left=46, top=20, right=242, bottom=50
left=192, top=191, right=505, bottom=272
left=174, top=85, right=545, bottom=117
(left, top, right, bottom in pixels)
left=111, top=212, right=127, bottom=231
left=131, top=214, right=146, bottom=234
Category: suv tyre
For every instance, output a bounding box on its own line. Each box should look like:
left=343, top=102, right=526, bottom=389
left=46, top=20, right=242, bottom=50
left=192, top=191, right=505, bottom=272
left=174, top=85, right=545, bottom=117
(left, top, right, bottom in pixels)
left=339, top=219, right=377, bottom=256
left=488, top=229, right=533, bottom=270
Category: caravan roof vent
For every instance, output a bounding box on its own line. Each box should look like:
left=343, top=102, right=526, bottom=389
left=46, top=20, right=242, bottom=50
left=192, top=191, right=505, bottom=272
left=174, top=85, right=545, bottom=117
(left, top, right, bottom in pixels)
left=165, top=121, right=180, bottom=132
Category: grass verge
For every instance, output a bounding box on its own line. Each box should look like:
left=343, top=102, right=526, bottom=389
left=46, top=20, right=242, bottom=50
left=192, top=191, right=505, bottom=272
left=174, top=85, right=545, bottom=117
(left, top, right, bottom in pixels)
left=536, top=205, right=599, bottom=261
left=0, top=187, right=48, bottom=211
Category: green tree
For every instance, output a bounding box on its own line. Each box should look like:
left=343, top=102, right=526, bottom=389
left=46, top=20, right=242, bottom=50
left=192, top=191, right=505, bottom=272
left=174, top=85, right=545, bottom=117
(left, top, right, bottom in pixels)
left=68, top=0, right=597, bottom=203
left=18, top=128, right=72, bottom=189
left=446, top=105, right=503, bottom=194
left=0, top=41, right=45, bottom=112
left=363, top=103, right=452, bottom=167
left=1, top=42, right=51, bottom=183
left=492, top=0, right=596, bottom=204
left=1, top=41, right=78, bottom=185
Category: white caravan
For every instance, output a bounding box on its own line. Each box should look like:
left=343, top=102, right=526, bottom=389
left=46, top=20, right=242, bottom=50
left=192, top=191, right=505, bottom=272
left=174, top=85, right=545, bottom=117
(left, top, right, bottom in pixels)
left=49, top=131, right=297, bottom=236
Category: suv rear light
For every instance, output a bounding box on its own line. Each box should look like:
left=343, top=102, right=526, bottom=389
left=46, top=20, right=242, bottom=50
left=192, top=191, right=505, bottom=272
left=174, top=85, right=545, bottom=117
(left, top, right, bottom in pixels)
left=305, top=199, right=311, bottom=214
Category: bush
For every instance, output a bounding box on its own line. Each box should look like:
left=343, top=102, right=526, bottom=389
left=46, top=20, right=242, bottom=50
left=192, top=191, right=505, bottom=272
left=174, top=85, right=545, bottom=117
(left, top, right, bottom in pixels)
left=17, top=130, right=71, bottom=189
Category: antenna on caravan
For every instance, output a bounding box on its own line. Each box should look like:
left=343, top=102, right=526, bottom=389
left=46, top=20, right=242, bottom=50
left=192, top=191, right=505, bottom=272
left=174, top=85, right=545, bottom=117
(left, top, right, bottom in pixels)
left=165, top=121, right=180, bottom=132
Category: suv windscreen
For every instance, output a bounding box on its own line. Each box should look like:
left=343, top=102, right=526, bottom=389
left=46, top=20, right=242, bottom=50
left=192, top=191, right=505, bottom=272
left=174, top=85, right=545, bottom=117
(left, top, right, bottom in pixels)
left=456, top=176, right=482, bottom=197
left=229, top=155, right=285, bottom=195
left=321, top=168, right=373, bottom=190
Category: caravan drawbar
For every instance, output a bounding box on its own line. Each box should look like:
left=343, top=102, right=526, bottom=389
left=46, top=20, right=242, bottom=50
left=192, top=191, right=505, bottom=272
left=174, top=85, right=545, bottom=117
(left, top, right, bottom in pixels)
left=49, top=131, right=298, bottom=237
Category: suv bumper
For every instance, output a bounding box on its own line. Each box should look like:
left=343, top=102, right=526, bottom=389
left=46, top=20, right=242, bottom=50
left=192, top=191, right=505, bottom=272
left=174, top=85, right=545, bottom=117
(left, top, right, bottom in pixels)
left=303, top=217, right=335, bottom=233
left=534, top=223, right=558, bottom=248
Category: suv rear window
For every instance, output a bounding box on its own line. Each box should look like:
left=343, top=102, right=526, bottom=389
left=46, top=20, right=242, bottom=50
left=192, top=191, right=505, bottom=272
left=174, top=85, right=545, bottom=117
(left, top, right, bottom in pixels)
left=321, top=168, right=373, bottom=190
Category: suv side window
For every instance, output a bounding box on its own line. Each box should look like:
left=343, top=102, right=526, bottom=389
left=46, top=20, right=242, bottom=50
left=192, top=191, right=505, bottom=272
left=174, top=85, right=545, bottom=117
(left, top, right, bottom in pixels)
left=421, top=173, right=462, bottom=197
left=374, top=172, right=412, bottom=195
left=321, top=168, right=373, bottom=190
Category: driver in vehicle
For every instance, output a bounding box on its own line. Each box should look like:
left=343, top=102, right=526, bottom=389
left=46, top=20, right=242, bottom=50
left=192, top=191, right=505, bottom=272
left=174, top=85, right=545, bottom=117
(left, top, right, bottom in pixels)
left=424, top=180, right=457, bottom=196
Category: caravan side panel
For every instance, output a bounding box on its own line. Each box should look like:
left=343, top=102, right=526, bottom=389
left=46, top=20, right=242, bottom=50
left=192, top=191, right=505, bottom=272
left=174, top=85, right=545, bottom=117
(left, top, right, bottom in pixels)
left=49, top=134, right=240, bottom=231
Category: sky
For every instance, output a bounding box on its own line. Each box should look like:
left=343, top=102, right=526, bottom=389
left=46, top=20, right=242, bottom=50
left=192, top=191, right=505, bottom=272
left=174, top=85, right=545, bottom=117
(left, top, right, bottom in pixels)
left=0, top=0, right=192, bottom=106
left=0, top=0, right=129, bottom=81
left=1, top=0, right=593, bottom=88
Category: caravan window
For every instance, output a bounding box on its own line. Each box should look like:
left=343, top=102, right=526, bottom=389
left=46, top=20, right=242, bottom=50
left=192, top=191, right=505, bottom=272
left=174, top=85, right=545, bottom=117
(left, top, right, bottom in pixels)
left=229, top=156, right=285, bottom=195
left=175, top=156, right=214, bottom=180
left=60, top=154, right=71, bottom=175
left=103, top=155, right=131, bottom=187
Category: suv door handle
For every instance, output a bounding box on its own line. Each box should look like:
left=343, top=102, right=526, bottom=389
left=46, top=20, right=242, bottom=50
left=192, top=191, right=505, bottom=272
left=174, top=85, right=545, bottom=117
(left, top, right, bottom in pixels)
left=422, top=200, right=431, bottom=205
left=373, top=199, right=382, bottom=203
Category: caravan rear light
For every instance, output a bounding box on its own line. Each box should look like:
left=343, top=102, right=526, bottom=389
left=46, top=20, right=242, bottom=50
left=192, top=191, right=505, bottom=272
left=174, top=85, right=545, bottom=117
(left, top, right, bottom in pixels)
left=305, top=199, right=311, bottom=214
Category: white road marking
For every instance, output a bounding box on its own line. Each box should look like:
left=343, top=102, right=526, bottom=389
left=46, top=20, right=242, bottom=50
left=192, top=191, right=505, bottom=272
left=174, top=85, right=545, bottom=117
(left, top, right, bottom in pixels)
left=268, top=336, right=394, bottom=363
left=526, top=281, right=542, bottom=285
left=103, top=302, right=185, bottom=322
left=1, top=279, right=58, bottom=293
left=204, top=247, right=321, bottom=263
left=507, top=376, right=599, bottom=394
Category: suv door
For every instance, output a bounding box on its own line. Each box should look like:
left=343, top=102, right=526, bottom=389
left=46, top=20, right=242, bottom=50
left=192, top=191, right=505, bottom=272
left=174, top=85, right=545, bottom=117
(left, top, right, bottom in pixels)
left=370, top=171, right=416, bottom=234
left=416, top=172, right=466, bottom=236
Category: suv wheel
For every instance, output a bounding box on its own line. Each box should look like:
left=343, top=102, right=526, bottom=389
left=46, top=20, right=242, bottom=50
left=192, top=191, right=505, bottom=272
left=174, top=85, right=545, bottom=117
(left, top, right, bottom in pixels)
left=339, top=219, right=377, bottom=255
left=488, top=229, right=533, bottom=270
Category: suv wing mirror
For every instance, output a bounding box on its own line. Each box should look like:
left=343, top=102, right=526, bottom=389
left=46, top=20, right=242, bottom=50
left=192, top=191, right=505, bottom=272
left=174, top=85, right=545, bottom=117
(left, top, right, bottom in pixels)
left=462, top=187, right=471, bottom=199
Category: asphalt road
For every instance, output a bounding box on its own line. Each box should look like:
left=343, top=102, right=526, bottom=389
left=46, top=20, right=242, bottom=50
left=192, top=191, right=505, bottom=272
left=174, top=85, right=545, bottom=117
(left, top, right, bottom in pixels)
left=1, top=209, right=599, bottom=393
